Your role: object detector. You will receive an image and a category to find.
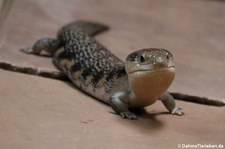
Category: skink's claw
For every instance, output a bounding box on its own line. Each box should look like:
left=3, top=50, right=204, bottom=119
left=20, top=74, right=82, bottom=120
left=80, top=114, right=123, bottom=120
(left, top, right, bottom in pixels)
left=172, top=107, right=184, bottom=116
left=120, top=111, right=137, bottom=120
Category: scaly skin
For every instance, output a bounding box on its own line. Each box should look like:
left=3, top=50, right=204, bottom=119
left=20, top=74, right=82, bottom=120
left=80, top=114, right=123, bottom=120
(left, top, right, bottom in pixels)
left=22, top=20, right=184, bottom=119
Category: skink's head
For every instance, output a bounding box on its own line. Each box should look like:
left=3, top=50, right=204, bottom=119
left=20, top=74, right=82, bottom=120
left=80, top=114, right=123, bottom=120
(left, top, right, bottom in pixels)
left=125, top=48, right=175, bottom=74
left=125, top=48, right=175, bottom=106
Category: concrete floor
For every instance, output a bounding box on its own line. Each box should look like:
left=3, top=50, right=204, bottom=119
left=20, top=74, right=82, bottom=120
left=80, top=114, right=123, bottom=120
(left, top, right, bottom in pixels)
left=0, top=0, right=225, bottom=149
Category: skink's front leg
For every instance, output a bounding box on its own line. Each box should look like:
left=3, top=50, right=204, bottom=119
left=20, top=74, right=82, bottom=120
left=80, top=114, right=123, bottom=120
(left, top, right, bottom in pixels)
left=109, top=92, right=137, bottom=120
left=159, top=91, right=184, bottom=116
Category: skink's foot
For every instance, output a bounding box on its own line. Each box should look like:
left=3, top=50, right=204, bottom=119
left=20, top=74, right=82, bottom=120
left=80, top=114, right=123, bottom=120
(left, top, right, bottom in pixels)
left=160, top=92, right=184, bottom=116
left=120, top=111, right=137, bottom=120
left=20, top=47, right=35, bottom=54
left=110, top=92, right=138, bottom=120
left=171, top=107, right=184, bottom=116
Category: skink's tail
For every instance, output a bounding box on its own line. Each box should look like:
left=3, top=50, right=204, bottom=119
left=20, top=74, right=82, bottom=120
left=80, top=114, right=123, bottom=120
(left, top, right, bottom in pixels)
left=170, top=92, right=225, bottom=107
left=58, top=20, right=109, bottom=37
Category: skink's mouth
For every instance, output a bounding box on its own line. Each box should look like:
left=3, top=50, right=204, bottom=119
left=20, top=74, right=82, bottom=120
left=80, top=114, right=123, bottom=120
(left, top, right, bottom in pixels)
left=128, top=66, right=175, bottom=74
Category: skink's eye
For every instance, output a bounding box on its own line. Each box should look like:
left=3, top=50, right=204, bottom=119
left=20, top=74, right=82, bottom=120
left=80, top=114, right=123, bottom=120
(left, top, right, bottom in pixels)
left=166, top=54, right=169, bottom=60
left=139, top=55, right=145, bottom=63
left=166, top=53, right=170, bottom=60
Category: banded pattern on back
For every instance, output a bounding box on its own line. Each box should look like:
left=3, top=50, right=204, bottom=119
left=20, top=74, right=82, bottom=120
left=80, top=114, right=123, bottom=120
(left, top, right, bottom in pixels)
left=53, top=29, right=127, bottom=100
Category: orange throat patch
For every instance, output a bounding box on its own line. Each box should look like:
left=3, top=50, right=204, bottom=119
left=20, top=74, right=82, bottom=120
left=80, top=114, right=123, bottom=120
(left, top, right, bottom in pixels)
left=129, top=68, right=175, bottom=106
